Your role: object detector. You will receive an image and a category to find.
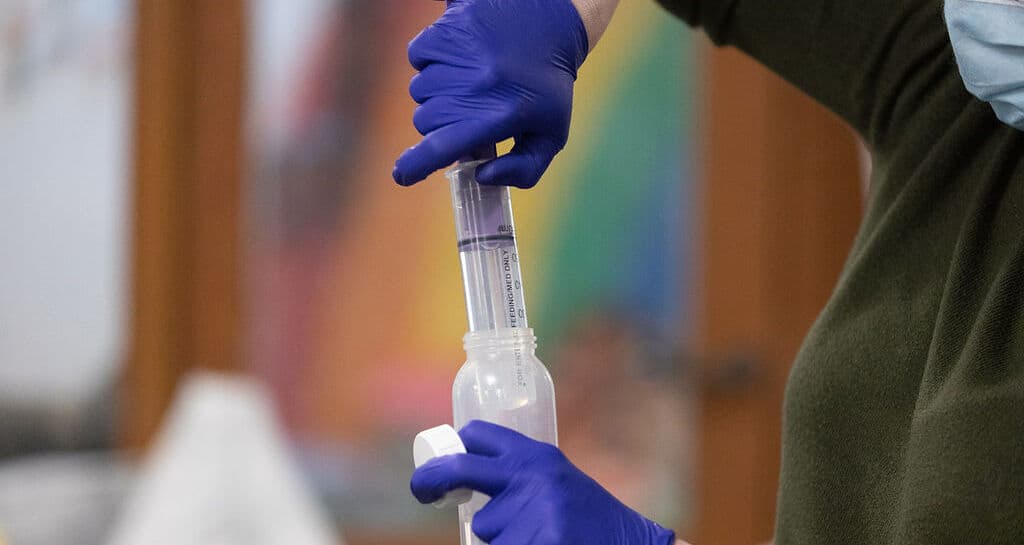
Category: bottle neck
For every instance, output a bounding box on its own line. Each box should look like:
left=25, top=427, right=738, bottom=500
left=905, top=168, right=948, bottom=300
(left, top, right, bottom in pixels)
left=463, top=328, right=537, bottom=357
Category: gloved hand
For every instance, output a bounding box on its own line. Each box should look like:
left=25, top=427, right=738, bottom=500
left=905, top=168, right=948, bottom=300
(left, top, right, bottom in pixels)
left=411, top=420, right=676, bottom=545
left=392, top=0, right=589, bottom=188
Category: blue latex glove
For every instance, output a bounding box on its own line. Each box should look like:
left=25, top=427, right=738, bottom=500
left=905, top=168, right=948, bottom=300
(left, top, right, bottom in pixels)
left=411, top=420, right=676, bottom=545
left=392, top=0, right=589, bottom=188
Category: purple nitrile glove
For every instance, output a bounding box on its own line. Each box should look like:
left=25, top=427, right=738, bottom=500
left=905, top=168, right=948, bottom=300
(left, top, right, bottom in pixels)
left=393, top=0, right=589, bottom=188
left=410, top=420, right=676, bottom=545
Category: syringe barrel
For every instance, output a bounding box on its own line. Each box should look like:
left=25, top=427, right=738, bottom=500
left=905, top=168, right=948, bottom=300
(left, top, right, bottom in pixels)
left=447, top=161, right=529, bottom=332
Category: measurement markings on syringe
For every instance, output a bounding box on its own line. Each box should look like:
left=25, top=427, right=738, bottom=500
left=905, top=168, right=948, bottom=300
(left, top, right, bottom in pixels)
left=456, top=234, right=515, bottom=249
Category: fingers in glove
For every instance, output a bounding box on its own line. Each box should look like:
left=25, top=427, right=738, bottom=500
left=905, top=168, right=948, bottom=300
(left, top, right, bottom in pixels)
left=409, top=64, right=482, bottom=104
left=412, top=96, right=486, bottom=136
left=476, top=135, right=560, bottom=189
left=393, top=121, right=501, bottom=185
left=408, top=10, right=476, bottom=71
left=408, top=26, right=458, bottom=70
left=471, top=482, right=535, bottom=543
left=410, top=453, right=509, bottom=503
left=459, top=420, right=536, bottom=457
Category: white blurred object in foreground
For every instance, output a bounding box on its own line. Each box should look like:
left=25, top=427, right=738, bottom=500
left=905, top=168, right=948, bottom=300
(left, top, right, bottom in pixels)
left=107, top=372, right=339, bottom=545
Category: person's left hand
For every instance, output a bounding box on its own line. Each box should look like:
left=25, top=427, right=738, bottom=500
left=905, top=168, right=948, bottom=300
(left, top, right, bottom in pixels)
left=410, top=420, right=676, bottom=545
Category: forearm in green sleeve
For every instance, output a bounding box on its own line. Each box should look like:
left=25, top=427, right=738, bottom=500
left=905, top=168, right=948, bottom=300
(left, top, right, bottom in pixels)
left=650, top=0, right=737, bottom=44
left=651, top=0, right=958, bottom=150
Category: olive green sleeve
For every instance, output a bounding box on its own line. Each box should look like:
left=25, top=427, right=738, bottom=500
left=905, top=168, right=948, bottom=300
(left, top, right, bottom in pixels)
left=652, top=0, right=963, bottom=153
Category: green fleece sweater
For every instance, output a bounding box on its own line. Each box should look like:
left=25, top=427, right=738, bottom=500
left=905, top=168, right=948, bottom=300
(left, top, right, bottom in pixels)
left=652, top=0, right=1024, bottom=543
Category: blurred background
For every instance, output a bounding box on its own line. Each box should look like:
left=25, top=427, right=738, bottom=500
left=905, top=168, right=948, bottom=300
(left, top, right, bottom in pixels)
left=0, top=1, right=864, bottom=545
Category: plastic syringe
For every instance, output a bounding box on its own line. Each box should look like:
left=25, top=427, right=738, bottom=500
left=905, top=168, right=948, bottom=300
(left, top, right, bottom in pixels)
left=448, top=146, right=529, bottom=332
left=443, top=148, right=558, bottom=545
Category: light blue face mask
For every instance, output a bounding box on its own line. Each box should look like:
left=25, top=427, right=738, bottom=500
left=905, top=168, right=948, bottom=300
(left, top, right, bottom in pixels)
left=945, top=0, right=1024, bottom=131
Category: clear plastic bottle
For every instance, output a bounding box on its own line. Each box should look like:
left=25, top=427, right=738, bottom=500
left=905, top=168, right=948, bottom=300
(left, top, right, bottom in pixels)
left=446, top=159, right=557, bottom=545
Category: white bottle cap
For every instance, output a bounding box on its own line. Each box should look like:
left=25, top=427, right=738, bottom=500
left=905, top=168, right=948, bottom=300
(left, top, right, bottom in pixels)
left=413, top=424, right=473, bottom=508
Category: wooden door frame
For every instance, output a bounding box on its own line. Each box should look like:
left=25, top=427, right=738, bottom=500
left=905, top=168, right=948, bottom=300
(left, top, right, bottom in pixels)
left=120, top=0, right=247, bottom=450
left=692, top=45, right=864, bottom=545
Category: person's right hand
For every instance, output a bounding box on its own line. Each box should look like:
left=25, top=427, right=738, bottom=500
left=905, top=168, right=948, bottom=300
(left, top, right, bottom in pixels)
left=392, top=0, right=589, bottom=189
